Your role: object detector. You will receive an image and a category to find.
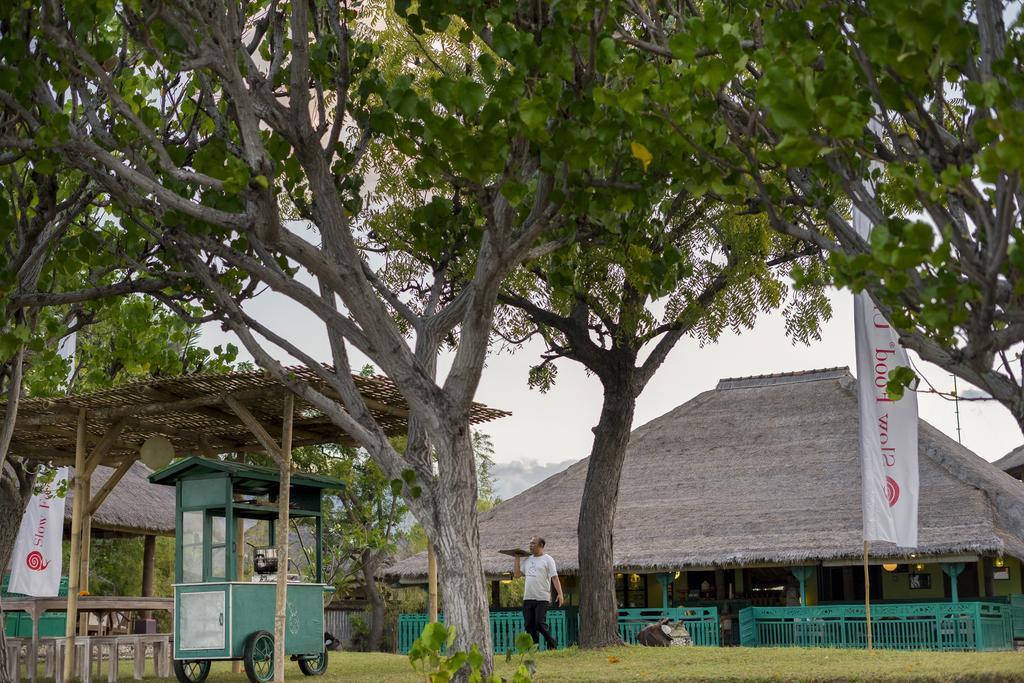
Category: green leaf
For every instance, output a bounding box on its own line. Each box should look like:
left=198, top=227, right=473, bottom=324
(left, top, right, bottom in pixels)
left=500, top=179, right=528, bottom=205
left=886, top=365, right=917, bottom=401
left=518, top=98, right=549, bottom=133
left=515, top=631, right=535, bottom=654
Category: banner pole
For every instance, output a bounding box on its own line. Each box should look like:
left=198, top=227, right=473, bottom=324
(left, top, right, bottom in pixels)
left=863, top=540, right=873, bottom=651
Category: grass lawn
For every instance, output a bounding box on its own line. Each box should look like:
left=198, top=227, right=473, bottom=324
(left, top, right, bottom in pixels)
left=126, top=646, right=1024, bottom=682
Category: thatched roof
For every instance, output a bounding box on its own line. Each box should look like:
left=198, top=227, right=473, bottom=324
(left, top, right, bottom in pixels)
left=65, top=461, right=175, bottom=537
left=4, top=365, right=508, bottom=467
left=993, top=446, right=1024, bottom=479
left=386, top=368, right=1024, bottom=581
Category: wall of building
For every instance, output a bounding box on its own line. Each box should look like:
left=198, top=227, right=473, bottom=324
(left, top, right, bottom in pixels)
left=991, top=556, right=1022, bottom=596
left=880, top=563, right=946, bottom=601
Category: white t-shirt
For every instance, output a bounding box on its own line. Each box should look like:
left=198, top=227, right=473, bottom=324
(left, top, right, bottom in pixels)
left=522, top=553, right=558, bottom=602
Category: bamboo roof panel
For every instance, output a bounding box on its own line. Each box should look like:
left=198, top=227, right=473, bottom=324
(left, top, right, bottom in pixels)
left=4, top=365, right=509, bottom=466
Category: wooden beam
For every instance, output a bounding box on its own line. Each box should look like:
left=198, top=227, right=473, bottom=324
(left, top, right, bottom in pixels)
left=361, top=396, right=409, bottom=418
left=84, top=417, right=129, bottom=476
left=6, top=443, right=83, bottom=463
left=223, top=394, right=284, bottom=462
left=64, top=409, right=87, bottom=680
left=87, top=456, right=137, bottom=515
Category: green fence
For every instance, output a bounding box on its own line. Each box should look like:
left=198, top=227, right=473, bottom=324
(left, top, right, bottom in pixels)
left=397, top=606, right=720, bottom=653
left=1011, top=594, right=1024, bottom=641
left=397, top=609, right=571, bottom=654
left=738, top=602, right=1015, bottom=651
left=617, top=607, right=720, bottom=647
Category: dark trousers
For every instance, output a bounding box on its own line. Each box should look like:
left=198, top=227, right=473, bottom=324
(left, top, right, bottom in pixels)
left=522, top=599, right=556, bottom=649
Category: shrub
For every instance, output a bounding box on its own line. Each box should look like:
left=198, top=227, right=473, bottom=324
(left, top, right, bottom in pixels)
left=408, top=622, right=536, bottom=683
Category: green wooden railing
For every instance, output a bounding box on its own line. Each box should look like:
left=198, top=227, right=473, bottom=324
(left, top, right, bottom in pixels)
left=1011, top=594, right=1024, bottom=641
left=616, top=607, right=720, bottom=647
left=397, top=606, right=720, bottom=654
left=738, top=602, right=1015, bottom=651
left=397, top=610, right=571, bottom=654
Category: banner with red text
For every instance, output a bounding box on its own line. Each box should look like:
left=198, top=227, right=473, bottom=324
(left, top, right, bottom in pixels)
left=9, top=468, right=68, bottom=596
left=854, top=202, right=919, bottom=548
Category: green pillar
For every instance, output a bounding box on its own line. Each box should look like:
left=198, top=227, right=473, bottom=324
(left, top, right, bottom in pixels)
left=655, top=573, right=672, bottom=608
left=942, top=563, right=966, bottom=603
left=791, top=567, right=813, bottom=607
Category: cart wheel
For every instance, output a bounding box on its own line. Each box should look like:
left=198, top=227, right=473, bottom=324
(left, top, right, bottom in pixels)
left=243, top=630, right=276, bottom=683
left=172, top=659, right=211, bottom=683
left=298, top=650, right=329, bottom=676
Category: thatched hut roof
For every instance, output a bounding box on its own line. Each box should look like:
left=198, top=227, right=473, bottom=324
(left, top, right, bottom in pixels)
left=386, top=368, right=1024, bottom=581
left=994, top=446, right=1024, bottom=479
left=65, top=461, right=175, bottom=537
left=4, top=365, right=508, bottom=467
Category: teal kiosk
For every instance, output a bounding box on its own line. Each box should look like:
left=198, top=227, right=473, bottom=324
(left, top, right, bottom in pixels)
left=151, top=457, right=342, bottom=683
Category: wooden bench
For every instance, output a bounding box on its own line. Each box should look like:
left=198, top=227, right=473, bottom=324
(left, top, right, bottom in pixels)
left=8, top=633, right=173, bottom=682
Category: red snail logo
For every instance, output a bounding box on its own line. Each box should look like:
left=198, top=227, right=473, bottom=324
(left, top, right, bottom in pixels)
left=884, top=476, right=900, bottom=507
left=26, top=551, right=49, bottom=572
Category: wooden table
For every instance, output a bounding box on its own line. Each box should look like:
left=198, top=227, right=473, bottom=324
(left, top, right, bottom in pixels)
left=1, top=596, right=173, bottom=683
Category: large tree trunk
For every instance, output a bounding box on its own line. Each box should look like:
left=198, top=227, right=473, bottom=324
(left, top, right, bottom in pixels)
left=0, top=459, right=37, bottom=683
left=430, top=430, right=492, bottom=677
left=360, top=549, right=385, bottom=652
left=577, top=380, right=637, bottom=648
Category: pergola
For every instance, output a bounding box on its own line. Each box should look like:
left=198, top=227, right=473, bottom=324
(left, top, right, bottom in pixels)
left=2, top=365, right=507, bottom=680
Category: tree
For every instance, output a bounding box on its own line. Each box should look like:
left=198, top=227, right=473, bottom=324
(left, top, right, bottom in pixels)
left=0, top=49, right=222, bottom=677
left=6, top=1, right=664, bottom=671
left=498, top=186, right=825, bottom=646
left=0, top=295, right=235, bottom=682
left=473, top=431, right=500, bottom=512
left=615, top=0, right=1024, bottom=428
left=287, top=443, right=408, bottom=653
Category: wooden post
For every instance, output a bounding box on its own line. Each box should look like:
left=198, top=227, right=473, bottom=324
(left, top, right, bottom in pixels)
left=141, top=535, right=156, bottom=621
left=64, top=408, right=87, bottom=680
left=78, top=508, right=91, bottom=637
left=942, top=562, right=966, bottom=602
left=273, top=395, right=294, bottom=683
left=427, top=544, right=438, bottom=623
left=863, top=541, right=873, bottom=651
left=657, top=573, right=671, bottom=609
left=233, top=516, right=245, bottom=674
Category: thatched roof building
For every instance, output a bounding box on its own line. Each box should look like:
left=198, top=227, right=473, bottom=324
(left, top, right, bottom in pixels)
left=64, top=461, right=175, bottom=537
left=994, top=446, right=1024, bottom=480
left=386, top=368, right=1024, bottom=582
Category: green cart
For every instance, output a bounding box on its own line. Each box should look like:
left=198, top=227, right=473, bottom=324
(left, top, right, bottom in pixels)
left=151, top=457, right=343, bottom=683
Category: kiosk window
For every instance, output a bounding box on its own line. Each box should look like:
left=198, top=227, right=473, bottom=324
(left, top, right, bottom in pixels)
left=182, top=511, right=203, bottom=583
left=210, top=514, right=227, bottom=579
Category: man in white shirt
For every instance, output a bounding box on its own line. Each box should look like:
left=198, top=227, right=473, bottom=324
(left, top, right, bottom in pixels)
left=513, top=535, right=564, bottom=650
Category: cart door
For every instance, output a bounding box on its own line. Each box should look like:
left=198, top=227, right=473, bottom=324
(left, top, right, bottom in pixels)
left=175, top=585, right=231, bottom=659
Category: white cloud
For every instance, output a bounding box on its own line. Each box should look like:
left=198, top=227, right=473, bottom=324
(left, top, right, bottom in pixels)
left=492, top=458, right=578, bottom=500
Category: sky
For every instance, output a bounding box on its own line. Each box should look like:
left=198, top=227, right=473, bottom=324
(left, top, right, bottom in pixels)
left=199, top=284, right=1023, bottom=501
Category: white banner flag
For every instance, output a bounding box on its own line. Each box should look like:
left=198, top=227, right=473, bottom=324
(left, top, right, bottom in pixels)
left=8, top=468, right=68, bottom=596
left=853, top=176, right=919, bottom=548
